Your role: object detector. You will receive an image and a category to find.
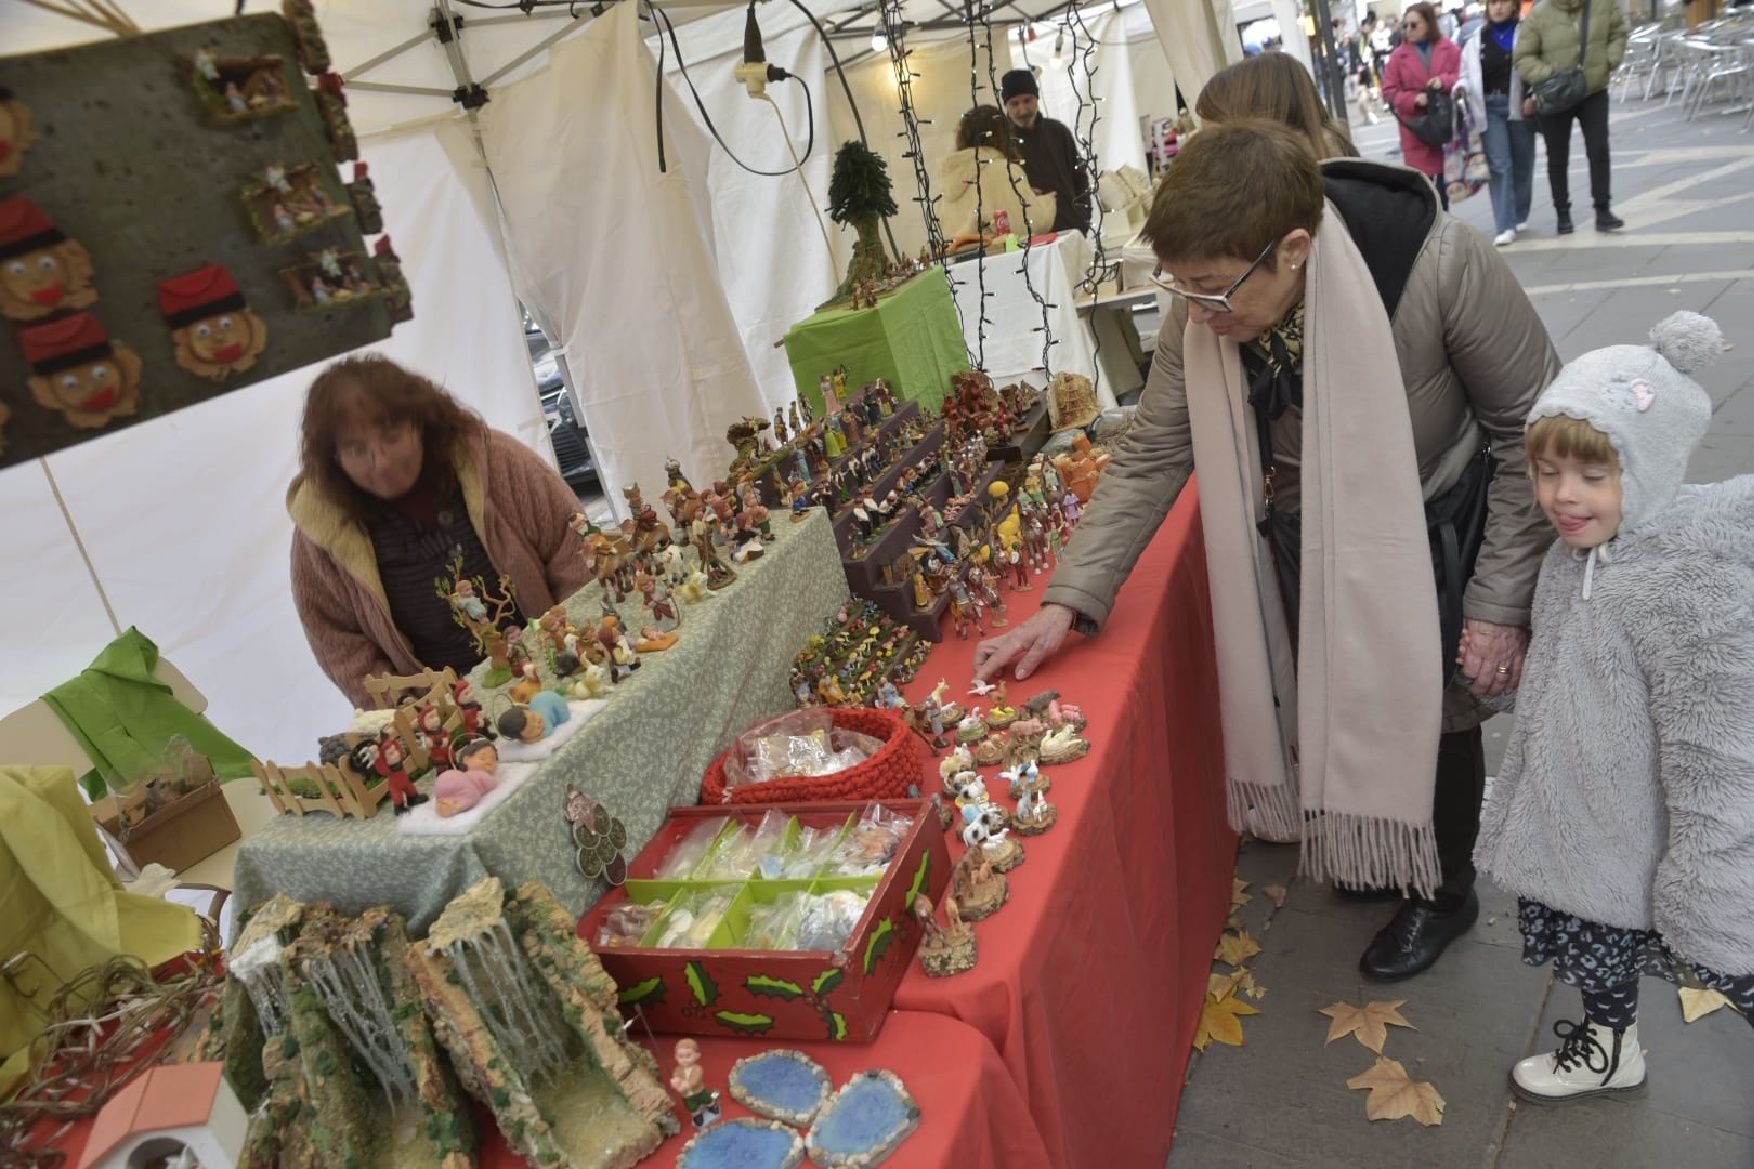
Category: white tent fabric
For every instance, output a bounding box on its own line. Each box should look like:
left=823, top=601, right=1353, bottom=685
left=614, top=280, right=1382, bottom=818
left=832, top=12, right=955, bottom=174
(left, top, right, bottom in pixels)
left=654, top=16, right=843, bottom=406
left=1143, top=0, right=1244, bottom=110
left=478, top=2, right=766, bottom=511
left=1, top=119, right=541, bottom=764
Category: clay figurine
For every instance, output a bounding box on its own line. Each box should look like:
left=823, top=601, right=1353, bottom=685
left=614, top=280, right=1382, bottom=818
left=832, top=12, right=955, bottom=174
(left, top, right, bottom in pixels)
left=1010, top=782, right=1058, bottom=835
left=914, top=893, right=978, bottom=977
left=433, top=752, right=499, bottom=818
left=1040, top=723, right=1091, bottom=764
left=374, top=730, right=426, bottom=814
left=950, top=823, right=1008, bottom=921
left=670, top=1038, right=722, bottom=1129
left=452, top=678, right=492, bottom=739
left=415, top=703, right=453, bottom=771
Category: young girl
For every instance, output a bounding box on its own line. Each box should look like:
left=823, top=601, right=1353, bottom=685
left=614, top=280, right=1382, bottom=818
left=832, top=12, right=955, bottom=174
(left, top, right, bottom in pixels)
left=1474, top=311, right=1754, bottom=1103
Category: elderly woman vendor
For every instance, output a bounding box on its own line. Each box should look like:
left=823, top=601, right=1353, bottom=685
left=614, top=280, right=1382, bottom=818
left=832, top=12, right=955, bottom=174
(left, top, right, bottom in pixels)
left=289, top=355, right=591, bottom=706
left=975, top=121, right=1558, bottom=982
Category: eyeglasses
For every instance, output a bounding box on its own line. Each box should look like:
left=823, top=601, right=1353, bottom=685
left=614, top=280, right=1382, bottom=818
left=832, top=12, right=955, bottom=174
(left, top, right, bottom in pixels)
left=1150, top=236, right=1282, bottom=314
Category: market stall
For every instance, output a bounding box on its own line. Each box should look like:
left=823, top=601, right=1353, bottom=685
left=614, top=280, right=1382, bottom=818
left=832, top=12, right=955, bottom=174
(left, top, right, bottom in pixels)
left=232, top=511, right=849, bottom=930
left=889, top=483, right=1234, bottom=1169
left=782, top=270, right=970, bottom=418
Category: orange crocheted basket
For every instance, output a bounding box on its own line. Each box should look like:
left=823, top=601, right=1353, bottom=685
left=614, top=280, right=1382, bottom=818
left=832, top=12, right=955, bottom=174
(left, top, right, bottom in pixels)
left=699, top=707, right=929, bottom=806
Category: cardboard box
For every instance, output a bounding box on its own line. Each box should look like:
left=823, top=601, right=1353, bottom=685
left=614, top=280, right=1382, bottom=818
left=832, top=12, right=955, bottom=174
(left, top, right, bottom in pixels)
left=578, top=799, right=950, bottom=1043
left=94, top=781, right=241, bottom=874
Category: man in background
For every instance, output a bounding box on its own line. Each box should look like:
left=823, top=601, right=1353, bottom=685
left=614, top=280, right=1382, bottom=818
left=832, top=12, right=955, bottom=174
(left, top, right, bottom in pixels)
left=1000, top=68, right=1091, bottom=235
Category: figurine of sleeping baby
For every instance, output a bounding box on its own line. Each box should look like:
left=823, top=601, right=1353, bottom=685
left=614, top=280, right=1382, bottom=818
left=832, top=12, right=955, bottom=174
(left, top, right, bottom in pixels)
left=434, top=739, right=500, bottom=817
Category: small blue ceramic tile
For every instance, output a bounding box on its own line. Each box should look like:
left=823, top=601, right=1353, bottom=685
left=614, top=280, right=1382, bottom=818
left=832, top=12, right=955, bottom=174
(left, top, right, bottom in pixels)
left=677, top=1118, right=804, bottom=1169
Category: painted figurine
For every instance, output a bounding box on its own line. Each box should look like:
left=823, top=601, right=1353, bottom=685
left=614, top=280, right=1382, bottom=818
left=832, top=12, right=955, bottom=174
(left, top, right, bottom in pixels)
left=670, top=1038, right=721, bottom=1129
left=915, top=893, right=978, bottom=977
left=374, top=731, right=426, bottom=814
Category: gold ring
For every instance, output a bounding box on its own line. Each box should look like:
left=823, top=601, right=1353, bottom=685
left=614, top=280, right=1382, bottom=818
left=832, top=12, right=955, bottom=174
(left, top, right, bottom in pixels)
left=1495, top=666, right=1510, bottom=674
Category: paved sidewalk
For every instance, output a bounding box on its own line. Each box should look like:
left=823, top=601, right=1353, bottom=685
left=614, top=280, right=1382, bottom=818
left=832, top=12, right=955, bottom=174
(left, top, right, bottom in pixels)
left=1165, top=96, right=1754, bottom=1169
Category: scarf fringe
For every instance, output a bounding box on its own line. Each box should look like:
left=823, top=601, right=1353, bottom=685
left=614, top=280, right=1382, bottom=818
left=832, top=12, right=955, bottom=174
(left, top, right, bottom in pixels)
left=1298, top=811, right=1442, bottom=900
left=1226, top=777, right=1303, bottom=844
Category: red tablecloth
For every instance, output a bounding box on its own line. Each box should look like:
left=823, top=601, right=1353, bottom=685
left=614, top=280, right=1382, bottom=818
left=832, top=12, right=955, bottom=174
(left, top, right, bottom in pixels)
left=479, top=1011, right=1053, bottom=1169
left=891, top=483, right=1236, bottom=1169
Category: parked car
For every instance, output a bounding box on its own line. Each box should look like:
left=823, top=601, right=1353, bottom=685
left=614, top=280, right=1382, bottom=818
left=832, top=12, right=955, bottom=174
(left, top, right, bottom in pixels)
left=542, top=382, right=597, bottom=494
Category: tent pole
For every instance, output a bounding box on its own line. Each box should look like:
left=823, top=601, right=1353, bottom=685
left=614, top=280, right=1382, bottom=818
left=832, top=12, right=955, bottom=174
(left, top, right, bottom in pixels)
left=39, top=458, right=122, bottom=638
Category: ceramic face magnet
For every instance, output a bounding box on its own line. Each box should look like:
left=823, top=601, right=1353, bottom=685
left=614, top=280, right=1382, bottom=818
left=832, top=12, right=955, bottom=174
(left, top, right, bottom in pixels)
left=0, top=197, right=97, bottom=322
left=19, top=312, right=142, bottom=429
left=0, top=85, right=40, bottom=177
left=158, top=263, right=268, bottom=379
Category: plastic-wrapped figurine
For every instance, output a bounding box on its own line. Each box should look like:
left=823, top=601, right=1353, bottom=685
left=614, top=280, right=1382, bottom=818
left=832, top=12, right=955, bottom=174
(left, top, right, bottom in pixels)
left=374, top=730, right=426, bottom=814
left=914, top=893, right=978, bottom=977
left=433, top=740, right=500, bottom=818
left=670, top=1038, right=722, bottom=1129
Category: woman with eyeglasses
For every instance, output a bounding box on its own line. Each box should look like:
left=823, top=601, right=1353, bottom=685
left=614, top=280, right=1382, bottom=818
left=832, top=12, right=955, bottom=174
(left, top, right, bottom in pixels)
left=974, top=121, right=1558, bottom=984
left=290, top=355, right=593, bottom=706
left=1382, top=1, right=1462, bottom=208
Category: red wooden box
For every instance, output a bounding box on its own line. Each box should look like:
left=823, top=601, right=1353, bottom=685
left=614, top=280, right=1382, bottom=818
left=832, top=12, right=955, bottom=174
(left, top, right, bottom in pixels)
left=577, top=799, right=950, bottom=1043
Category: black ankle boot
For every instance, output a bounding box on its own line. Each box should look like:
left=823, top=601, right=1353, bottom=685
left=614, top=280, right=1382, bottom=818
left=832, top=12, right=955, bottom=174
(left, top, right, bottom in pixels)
left=1556, top=210, right=1574, bottom=235
left=1596, top=209, right=1624, bottom=231
left=1359, top=890, right=1480, bottom=981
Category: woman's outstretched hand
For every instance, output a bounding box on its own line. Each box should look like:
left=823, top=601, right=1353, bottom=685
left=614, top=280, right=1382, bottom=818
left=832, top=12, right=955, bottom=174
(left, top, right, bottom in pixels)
left=972, top=604, right=1076, bottom=683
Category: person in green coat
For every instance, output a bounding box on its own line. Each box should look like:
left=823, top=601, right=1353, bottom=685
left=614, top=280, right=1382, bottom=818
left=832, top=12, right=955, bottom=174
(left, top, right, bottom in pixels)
left=1514, top=0, right=1628, bottom=236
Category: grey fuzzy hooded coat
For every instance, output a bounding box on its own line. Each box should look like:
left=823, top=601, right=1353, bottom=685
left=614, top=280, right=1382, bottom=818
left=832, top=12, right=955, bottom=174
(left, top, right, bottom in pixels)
left=1474, top=313, right=1754, bottom=975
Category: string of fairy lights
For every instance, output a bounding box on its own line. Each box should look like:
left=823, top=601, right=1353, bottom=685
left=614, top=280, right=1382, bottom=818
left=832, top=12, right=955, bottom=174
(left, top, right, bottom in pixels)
left=1063, top=0, right=1109, bottom=400
left=963, top=0, right=992, bottom=373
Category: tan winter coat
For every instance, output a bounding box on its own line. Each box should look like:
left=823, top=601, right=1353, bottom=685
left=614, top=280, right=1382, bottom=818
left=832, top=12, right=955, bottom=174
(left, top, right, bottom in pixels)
left=935, top=146, right=1057, bottom=240
left=1043, top=159, right=1559, bottom=732
left=289, top=426, right=592, bottom=707
left=1514, top=0, right=1629, bottom=97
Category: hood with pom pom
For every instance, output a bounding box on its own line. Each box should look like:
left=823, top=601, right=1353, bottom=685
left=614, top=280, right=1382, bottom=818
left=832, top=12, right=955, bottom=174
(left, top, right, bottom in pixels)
left=1527, top=310, right=1720, bottom=535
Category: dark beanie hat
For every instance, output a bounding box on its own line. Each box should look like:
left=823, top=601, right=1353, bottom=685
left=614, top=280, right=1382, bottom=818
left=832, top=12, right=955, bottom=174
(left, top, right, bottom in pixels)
left=1001, top=69, right=1038, bottom=101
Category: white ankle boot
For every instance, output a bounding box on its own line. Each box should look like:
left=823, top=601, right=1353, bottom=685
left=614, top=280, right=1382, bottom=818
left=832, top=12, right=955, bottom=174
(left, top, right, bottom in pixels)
left=1512, top=1020, right=1646, bottom=1103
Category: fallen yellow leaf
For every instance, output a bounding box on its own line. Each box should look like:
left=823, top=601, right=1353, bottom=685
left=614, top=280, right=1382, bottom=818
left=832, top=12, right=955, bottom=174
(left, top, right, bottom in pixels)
left=1215, top=930, right=1263, bottom=967
left=1264, top=883, right=1288, bottom=908
left=1232, top=878, right=1253, bottom=909
left=1346, top=1057, right=1445, bottom=1126
left=1247, top=983, right=1269, bottom=1001
left=1679, top=987, right=1732, bottom=1023
left=1194, top=991, right=1260, bottom=1051
left=1227, top=911, right=1246, bottom=932
left=1320, top=999, right=1416, bottom=1054
left=1208, top=970, right=1246, bottom=1000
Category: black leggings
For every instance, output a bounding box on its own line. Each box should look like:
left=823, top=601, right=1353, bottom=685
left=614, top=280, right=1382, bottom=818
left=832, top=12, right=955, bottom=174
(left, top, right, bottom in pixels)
left=1583, top=978, right=1754, bottom=1030
left=1538, top=88, right=1612, bottom=214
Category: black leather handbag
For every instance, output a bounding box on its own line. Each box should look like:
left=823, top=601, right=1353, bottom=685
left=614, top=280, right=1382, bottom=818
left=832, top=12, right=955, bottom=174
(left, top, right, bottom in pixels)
left=1398, top=88, right=1458, bottom=147
left=1531, top=0, right=1592, bottom=116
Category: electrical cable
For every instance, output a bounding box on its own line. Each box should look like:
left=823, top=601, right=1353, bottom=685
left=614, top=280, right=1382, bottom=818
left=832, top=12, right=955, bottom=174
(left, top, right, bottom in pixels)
left=761, top=91, right=837, bottom=262
left=782, top=0, right=902, bottom=260
left=651, top=3, right=816, bottom=177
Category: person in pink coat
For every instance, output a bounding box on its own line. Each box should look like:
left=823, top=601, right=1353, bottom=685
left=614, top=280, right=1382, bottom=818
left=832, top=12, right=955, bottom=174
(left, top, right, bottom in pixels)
left=1382, top=1, right=1462, bottom=207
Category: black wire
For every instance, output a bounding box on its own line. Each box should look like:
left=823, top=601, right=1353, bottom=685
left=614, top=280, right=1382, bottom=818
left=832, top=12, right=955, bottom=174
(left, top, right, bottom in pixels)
left=783, top=0, right=901, bottom=259
left=648, top=0, right=668, bottom=171
left=651, top=4, right=815, bottom=178
left=964, top=0, right=988, bottom=371
left=981, top=5, right=1056, bottom=377
left=1065, top=0, right=1109, bottom=401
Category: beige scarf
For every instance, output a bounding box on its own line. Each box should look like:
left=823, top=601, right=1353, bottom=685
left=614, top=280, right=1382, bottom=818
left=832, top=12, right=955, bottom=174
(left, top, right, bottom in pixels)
left=1183, top=205, right=1443, bottom=896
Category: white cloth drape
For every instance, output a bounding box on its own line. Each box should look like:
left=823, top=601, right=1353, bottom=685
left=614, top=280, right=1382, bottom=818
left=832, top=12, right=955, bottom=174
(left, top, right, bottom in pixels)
left=479, top=4, right=766, bottom=512
left=654, top=19, right=841, bottom=408
left=1, top=120, right=541, bottom=763
left=1143, top=0, right=1243, bottom=113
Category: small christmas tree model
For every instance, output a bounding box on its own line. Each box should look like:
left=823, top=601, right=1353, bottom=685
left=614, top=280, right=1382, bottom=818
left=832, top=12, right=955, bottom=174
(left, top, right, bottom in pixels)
left=828, top=140, right=898, bottom=298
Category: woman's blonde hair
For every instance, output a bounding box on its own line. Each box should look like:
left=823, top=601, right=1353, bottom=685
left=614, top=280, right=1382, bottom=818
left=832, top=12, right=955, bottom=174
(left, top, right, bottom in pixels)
left=1196, top=54, right=1359, bottom=161
left=1526, top=414, right=1619, bottom=465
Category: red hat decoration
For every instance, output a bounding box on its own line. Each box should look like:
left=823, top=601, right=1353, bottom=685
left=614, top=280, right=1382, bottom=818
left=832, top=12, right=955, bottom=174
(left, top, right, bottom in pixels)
left=157, top=263, right=248, bottom=329
left=0, top=196, right=66, bottom=260
left=19, top=311, right=114, bottom=374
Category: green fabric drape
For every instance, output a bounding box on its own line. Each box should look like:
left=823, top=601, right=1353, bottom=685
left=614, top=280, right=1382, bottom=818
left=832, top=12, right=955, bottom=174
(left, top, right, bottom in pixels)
left=41, top=628, right=253, bottom=801
left=783, top=269, right=969, bottom=417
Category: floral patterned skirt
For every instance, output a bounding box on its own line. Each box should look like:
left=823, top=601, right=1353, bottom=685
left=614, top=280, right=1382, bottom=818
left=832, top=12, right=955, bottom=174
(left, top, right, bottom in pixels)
left=1519, top=898, right=1754, bottom=1004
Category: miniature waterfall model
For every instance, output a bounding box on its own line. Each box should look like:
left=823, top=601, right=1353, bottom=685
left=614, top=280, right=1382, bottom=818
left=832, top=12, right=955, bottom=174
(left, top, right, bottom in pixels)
left=204, top=879, right=677, bottom=1168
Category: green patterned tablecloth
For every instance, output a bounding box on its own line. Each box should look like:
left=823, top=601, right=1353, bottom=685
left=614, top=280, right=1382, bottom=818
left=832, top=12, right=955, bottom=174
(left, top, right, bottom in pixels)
left=233, top=511, right=850, bottom=932
left=783, top=269, right=968, bottom=417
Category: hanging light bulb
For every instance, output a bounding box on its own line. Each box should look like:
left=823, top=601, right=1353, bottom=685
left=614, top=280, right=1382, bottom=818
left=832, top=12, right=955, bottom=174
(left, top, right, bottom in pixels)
left=872, top=27, right=888, bottom=53
left=1053, top=27, right=1064, bottom=61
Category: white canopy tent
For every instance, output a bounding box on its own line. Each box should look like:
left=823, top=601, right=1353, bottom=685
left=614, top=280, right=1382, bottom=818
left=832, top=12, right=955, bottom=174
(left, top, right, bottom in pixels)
left=0, top=0, right=1238, bottom=768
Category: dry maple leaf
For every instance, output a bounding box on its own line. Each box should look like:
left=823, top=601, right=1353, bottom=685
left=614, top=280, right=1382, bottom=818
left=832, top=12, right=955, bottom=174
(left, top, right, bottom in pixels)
left=1226, top=911, right=1246, bottom=932
left=1346, top=1057, right=1445, bottom=1126
left=1320, top=999, right=1416, bottom=1054
left=1264, top=883, right=1288, bottom=908
left=1679, top=987, right=1732, bottom=1023
left=1214, top=930, right=1263, bottom=967
left=1208, top=970, right=1247, bottom=1000
left=1194, top=991, right=1260, bottom=1051
left=1232, top=878, right=1253, bottom=909
left=1247, top=983, right=1269, bottom=1001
